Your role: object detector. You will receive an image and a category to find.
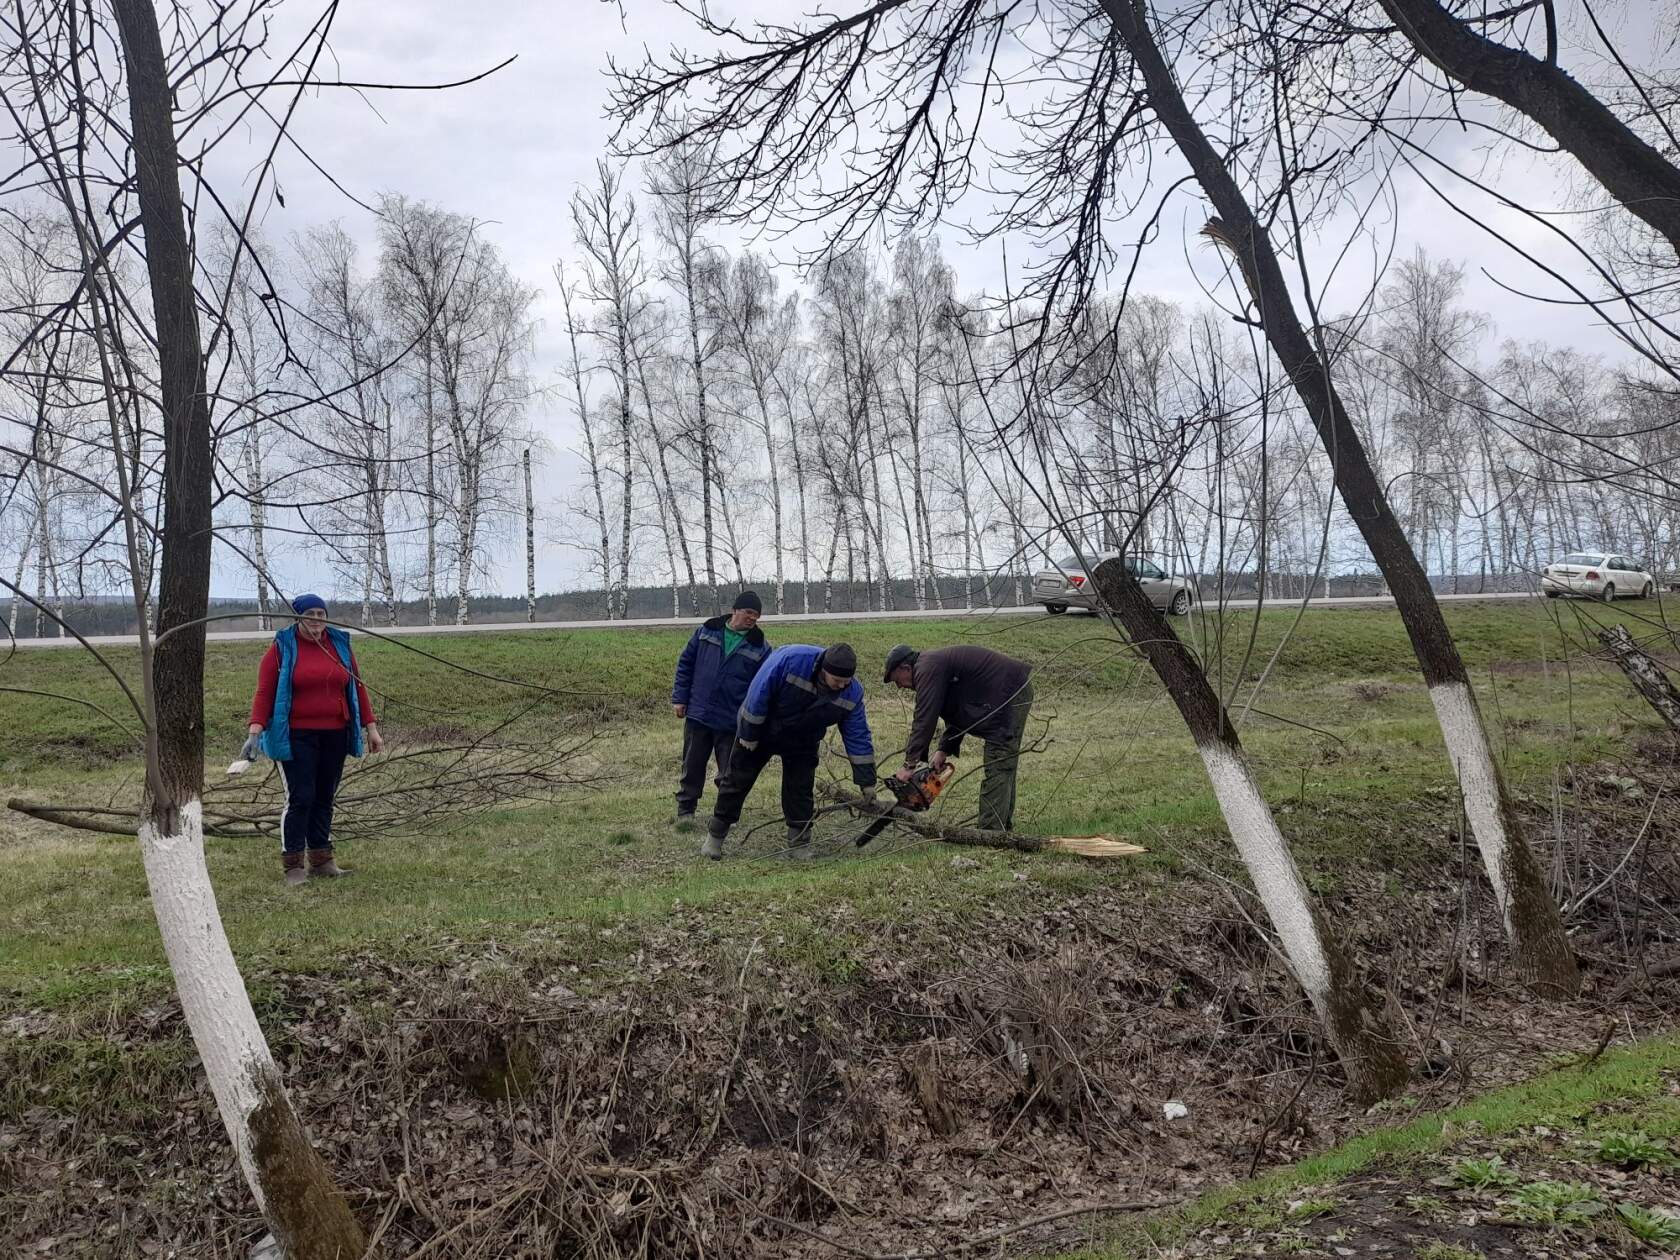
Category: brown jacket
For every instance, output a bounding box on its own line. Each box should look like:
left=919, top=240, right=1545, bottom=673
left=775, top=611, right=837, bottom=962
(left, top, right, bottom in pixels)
left=904, top=646, right=1031, bottom=765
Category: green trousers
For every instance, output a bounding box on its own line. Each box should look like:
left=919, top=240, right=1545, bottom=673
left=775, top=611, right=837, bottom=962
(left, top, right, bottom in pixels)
left=977, top=679, right=1033, bottom=832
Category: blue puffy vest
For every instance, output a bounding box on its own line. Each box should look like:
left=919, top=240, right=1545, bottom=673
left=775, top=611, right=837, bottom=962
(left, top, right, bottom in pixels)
left=260, top=624, right=366, bottom=762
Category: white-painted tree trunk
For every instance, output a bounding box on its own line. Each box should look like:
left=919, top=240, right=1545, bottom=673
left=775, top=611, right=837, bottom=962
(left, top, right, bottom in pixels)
left=1197, top=745, right=1330, bottom=998
left=1427, top=680, right=1512, bottom=927
left=137, top=800, right=274, bottom=1208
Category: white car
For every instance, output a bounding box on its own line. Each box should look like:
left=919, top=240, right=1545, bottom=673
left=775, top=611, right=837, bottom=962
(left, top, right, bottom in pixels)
left=1540, top=552, right=1655, bottom=601
left=1032, top=552, right=1197, bottom=616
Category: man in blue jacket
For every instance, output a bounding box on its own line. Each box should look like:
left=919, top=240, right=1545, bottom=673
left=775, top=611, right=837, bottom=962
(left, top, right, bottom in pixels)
left=672, top=591, right=771, bottom=826
left=702, top=642, right=877, bottom=861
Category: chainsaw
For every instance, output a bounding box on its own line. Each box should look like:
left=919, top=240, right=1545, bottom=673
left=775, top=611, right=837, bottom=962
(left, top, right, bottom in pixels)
left=854, top=761, right=954, bottom=846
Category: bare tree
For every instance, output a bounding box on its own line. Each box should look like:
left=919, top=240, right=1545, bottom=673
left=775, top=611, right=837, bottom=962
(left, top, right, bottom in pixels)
left=648, top=143, right=725, bottom=609
left=572, top=161, right=651, bottom=619
left=708, top=253, right=800, bottom=611
left=555, top=263, right=615, bottom=614
left=1, top=0, right=369, bottom=1249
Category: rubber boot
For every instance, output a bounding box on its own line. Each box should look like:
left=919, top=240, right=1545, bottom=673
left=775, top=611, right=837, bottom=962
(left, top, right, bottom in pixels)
left=700, top=819, right=726, bottom=861
left=308, top=848, right=350, bottom=878
left=282, top=852, right=307, bottom=887
left=786, top=825, right=816, bottom=861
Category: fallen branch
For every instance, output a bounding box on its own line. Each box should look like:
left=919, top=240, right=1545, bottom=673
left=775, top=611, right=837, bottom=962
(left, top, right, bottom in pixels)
left=816, top=782, right=1143, bottom=859
left=8, top=797, right=263, bottom=838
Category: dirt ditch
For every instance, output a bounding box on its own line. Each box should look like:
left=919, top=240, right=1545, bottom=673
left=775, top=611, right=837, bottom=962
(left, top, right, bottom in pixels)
left=4, top=773, right=1680, bottom=1258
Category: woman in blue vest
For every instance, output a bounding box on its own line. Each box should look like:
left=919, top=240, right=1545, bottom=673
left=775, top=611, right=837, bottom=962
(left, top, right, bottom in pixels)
left=246, top=594, right=384, bottom=885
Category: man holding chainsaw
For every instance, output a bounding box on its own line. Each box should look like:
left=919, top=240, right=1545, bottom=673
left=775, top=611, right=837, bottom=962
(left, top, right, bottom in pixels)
left=702, top=642, right=877, bottom=861
left=884, top=644, right=1034, bottom=831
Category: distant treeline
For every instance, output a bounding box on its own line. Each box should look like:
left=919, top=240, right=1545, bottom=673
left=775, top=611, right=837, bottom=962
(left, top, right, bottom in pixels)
left=7, top=570, right=1548, bottom=638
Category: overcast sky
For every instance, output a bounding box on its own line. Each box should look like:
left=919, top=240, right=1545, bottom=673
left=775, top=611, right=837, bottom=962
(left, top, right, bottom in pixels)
left=220, top=0, right=1651, bottom=600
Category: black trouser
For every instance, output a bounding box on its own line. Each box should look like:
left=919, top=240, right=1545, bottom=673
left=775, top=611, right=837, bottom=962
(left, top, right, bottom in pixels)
left=279, top=726, right=350, bottom=854
left=676, top=719, right=736, bottom=815
left=709, top=741, right=820, bottom=842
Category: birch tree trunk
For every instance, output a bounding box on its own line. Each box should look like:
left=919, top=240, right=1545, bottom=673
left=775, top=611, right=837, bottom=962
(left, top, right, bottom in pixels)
left=1102, top=0, right=1577, bottom=996
left=524, top=448, right=536, bottom=622
left=33, top=494, right=47, bottom=637
left=424, top=339, right=439, bottom=626
left=113, top=1, right=366, bottom=1252
left=557, top=270, right=614, bottom=616
left=637, top=362, right=699, bottom=604
left=790, top=405, right=812, bottom=613
left=244, top=434, right=271, bottom=630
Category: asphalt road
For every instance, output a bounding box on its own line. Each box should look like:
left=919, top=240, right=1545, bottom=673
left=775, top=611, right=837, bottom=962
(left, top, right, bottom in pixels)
left=9, top=590, right=1540, bottom=650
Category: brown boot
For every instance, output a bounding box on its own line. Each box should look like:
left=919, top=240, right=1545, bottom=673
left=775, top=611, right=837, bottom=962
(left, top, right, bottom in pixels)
left=308, top=848, right=350, bottom=878
left=282, top=852, right=307, bottom=887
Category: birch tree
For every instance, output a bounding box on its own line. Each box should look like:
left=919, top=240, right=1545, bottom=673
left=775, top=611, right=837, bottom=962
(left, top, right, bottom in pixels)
left=571, top=161, right=650, bottom=619
left=648, top=144, right=725, bottom=609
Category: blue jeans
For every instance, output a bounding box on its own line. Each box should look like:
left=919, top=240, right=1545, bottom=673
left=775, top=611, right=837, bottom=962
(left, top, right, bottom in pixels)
left=278, top=726, right=350, bottom=853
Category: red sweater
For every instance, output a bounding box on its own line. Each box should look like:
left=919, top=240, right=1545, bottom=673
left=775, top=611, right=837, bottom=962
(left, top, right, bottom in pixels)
left=249, top=637, right=376, bottom=730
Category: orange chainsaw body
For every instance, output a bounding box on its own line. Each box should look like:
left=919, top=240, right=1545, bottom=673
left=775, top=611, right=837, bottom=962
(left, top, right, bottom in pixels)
left=888, top=762, right=954, bottom=812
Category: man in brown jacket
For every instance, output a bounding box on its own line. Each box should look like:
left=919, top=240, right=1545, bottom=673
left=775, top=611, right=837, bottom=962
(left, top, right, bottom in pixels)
left=883, top=644, right=1034, bottom=831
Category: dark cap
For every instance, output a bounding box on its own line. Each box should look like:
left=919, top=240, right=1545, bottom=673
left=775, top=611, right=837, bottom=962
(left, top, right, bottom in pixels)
left=732, top=590, right=763, bottom=613
left=820, top=643, right=857, bottom=679
left=883, top=644, right=918, bottom=682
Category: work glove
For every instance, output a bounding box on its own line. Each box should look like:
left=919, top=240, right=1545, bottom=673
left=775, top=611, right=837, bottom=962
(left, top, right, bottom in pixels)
left=228, top=733, right=262, bottom=777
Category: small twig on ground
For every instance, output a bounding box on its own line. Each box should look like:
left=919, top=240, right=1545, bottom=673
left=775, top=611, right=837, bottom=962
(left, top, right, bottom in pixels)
left=713, top=1177, right=1175, bottom=1260
left=1248, top=1047, right=1317, bottom=1178
left=1577, top=1019, right=1617, bottom=1069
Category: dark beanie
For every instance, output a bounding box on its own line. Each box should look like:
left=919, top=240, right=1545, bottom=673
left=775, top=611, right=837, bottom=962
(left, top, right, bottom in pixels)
left=291, top=593, right=327, bottom=615
left=883, top=643, right=918, bottom=682
left=821, top=643, right=857, bottom=678
left=732, top=590, right=763, bottom=613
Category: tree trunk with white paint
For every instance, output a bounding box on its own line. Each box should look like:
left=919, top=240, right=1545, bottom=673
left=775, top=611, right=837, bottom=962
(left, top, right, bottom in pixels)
left=1091, top=558, right=1409, bottom=1103
left=1101, top=0, right=1576, bottom=997
left=114, top=0, right=366, bottom=1251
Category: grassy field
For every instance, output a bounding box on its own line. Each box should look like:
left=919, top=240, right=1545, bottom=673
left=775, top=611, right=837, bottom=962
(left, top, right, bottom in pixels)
left=4, top=597, right=1677, bottom=1257
left=0, top=598, right=1653, bottom=1004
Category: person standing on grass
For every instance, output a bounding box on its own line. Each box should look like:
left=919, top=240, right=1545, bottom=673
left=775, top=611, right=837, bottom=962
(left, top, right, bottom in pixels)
left=883, top=644, right=1033, bottom=831
left=703, top=642, right=877, bottom=861
left=671, top=591, right=771, bottom=828
left=245, top=594, right=384, bottom=886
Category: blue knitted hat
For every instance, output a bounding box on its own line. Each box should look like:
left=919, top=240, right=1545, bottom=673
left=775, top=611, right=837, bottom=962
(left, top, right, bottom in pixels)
left=291, top=593, right=327, bottom=616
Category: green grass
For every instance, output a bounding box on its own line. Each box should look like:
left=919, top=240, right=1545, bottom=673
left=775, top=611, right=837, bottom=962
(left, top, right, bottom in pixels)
left=0, top=599, right=1656, bottom=1008
left=1056, top=1036, right=1680, bottom=1257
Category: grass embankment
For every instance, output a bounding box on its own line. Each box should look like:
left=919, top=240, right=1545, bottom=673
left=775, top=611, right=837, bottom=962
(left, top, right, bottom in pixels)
left=0, top=598, right=1651, bottom=1005
left=4, top=598, right=1678, bottom=1258
left=1064, top=1036, right=1680, bottom=1258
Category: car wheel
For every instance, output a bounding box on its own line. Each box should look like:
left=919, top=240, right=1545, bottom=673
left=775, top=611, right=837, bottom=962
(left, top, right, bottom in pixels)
left=1044, top=603, right=1067, bottom=615
left=1168, top=589, right=1193, bottom=616
left=1602, top=583, right=1616, bottom=602
left=1545, top=590, right=1561, bottom=599
left=1642, top=582, right=1654, bottom=599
